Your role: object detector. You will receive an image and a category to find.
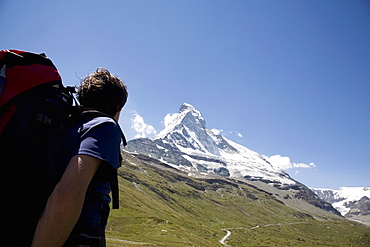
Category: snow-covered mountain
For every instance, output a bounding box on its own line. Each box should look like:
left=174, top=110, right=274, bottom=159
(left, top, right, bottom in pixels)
left=311, top=187, right=370, bottom=225
left=129, top=103, right=294, bottom=186
left=125, top=103, right=339, bottom=215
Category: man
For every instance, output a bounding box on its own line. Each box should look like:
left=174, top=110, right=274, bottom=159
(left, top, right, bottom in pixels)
left=31, top=68, right=128, bottom=247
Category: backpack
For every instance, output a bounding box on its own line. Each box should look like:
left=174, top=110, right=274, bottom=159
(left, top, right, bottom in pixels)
left=0, top=50, right=124, bottom=246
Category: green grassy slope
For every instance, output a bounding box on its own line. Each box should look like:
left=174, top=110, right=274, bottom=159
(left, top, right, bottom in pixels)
left=106, top=152, right=370, bottom=246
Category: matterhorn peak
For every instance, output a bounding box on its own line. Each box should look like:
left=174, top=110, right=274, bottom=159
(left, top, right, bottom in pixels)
left=155, top=103, right=206, bottom=139
left=149, top=104, right=304, bottom=186
left=179, top=102, right=196, bottom=112
left=154, top=103, right=218, bottom=155
left=178, top=103, right=206, bottom=130
left=178, top=103, right=205, bottom=127
left=134, top=103, right=296, bottom=184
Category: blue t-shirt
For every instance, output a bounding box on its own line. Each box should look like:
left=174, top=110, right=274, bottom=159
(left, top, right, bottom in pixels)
left=60, top=116, right=122, bottom=228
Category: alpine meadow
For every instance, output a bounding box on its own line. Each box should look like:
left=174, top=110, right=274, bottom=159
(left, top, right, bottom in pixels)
left=106, top=151, right=369, bottom=246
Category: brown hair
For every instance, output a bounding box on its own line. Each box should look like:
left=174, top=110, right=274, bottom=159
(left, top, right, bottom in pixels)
left=77, top=68, right=128, bottom=117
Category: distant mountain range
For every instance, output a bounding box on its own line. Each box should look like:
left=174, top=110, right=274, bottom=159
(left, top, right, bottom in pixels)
left=311, top=187, right=370, bottom=226
left=125, top=103, right=339, bottom=216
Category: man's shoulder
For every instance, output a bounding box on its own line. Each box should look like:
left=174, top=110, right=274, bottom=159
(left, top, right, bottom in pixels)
left=82, top=116, right=118, bottom=130
left=78, top=117, right=123, bottom=139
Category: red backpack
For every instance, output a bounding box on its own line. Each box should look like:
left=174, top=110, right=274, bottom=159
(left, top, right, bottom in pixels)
left=0, top=50, right=75, bottom=246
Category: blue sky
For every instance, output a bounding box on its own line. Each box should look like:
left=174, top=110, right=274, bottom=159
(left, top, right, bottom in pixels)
left=1, top=0, right=369, bottom=189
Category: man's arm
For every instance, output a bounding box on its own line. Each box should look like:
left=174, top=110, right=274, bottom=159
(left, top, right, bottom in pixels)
left=31, top=155, right=101, bottom=247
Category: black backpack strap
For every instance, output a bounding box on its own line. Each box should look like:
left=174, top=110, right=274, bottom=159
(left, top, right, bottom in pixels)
left=111, top=151, right=124, bottom=209
left=111, top=171, right=120, bottom=209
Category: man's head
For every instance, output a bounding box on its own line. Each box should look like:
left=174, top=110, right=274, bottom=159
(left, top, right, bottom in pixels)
left=77, top=68, right=128, bottom=118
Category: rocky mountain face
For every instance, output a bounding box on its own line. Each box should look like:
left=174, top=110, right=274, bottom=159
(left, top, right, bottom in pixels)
left=311, top=187, right=370, bottom=226
left=125, top=103, right=340, bottom=216
left=345, top=196, right=370, bottom=218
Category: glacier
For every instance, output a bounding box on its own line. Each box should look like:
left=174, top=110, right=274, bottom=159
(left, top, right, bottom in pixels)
left=311, top=187, right=370, bottom=216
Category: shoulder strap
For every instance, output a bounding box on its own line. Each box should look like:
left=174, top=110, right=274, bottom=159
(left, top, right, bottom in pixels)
left=111, top=170, right=120, bottom=209
left=82, top=109, right=126, bottom=209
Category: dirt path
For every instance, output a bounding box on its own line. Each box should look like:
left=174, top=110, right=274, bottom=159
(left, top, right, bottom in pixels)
left=219, top=229, right=232, bottom=246
left=219, top=222, right=310, bottom=246
left=106, top=238, right=155, bottom=246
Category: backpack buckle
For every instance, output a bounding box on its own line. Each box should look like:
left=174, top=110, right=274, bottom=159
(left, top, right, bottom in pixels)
left=36, top=113, right=52, bottom=125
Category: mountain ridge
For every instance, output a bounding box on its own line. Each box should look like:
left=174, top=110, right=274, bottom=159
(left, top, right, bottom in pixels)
left=129, top=103, right=295, bottom=185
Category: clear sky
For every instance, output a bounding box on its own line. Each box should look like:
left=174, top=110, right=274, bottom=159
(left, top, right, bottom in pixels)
left=1, top=0, right=369, bottom=189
